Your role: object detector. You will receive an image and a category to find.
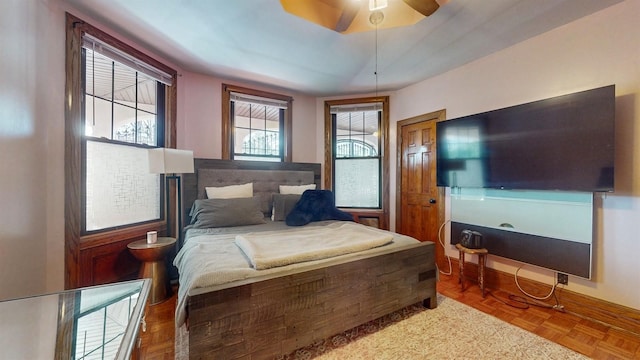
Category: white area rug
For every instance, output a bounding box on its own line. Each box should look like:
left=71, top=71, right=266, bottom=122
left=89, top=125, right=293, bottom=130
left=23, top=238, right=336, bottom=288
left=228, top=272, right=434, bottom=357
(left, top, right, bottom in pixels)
left=176, top=294, right=588, bottom=359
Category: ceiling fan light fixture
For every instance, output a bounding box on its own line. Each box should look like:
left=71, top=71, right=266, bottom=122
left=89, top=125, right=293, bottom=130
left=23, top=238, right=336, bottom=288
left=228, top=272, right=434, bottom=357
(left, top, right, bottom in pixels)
left=369, top=0, right=388, bottom=11
left=281, top=0, right=437, bottom=34
left=369, top=10, right=384, bottom=26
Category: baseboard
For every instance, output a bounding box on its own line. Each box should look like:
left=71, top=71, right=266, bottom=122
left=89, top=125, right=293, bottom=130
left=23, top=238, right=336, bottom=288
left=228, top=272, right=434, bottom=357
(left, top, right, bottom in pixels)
left=451, top=258, right=640, bottom=336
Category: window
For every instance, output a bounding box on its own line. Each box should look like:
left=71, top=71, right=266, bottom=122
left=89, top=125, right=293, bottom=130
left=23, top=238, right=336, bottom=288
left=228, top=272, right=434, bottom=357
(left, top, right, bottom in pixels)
left=82, top=34, right=170, bottom=233
left=336, top=139, right=377, bottom=157
left=83, top=37, right=164, bottom=145
left=65, top=13, right=177, bottom=288
left=324, top=96, right=389, bottom=222
left=233, top=97, right=282, bottom=161
left=333, top=107, right=381, bottom=208
left=222, top=84, right=292, bottom=162
left=241, top=131, right=279, bottom=158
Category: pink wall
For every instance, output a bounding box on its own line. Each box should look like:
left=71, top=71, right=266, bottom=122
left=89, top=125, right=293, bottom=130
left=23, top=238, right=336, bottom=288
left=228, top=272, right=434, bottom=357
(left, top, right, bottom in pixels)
left=388, top=0, right=640, bottom=308
left=0, top=0, right=66, bottom=299
left=178, top=73, right=318, bottom=163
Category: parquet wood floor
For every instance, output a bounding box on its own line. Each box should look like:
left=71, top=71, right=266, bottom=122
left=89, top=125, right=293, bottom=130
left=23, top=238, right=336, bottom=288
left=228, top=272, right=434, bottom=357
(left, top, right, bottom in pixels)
left=138, top=289, right=177, bottom=360
left=139, top=276, right=640, bottom=359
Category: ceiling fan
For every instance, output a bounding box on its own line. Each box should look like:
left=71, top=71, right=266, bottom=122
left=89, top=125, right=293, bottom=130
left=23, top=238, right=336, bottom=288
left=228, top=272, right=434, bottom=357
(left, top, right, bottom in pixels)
left=280, top=0, right=447, bottom=34
left=401, top=0, right=442, bottom=16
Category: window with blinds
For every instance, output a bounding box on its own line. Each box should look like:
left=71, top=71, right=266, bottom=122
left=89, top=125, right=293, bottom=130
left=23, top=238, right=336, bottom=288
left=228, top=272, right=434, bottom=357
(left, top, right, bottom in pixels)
left=222, top=85, right=293, bottom=162
left=82, top=34, right=168, bottom=232
left=331, top=103, right=382, bottom=208
left=230, top=92, right=288, bottom=162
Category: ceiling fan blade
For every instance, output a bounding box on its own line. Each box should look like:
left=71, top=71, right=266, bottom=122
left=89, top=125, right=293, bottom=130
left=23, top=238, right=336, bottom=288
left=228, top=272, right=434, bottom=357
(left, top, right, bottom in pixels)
left=335, top=1, right=360, bottom=33
left=402, top=0, right=440, bottom=17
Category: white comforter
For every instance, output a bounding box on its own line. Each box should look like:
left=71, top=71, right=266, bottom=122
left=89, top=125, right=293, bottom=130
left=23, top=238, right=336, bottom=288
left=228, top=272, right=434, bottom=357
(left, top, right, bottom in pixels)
left=173, top=221, right=419, bottom=327
left=235, top=222, right=392, bottom=270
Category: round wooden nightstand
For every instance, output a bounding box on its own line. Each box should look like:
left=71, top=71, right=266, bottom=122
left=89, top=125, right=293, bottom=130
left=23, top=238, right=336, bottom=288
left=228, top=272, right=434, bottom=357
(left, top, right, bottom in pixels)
left=456, top=243, right=489, bottom=298
left=127, top=237, right=176, bottom=305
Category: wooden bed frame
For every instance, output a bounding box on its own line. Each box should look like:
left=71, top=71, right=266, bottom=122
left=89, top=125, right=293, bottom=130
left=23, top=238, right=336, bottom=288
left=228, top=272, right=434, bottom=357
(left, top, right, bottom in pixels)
left=179, top=159, right=437, bottom=359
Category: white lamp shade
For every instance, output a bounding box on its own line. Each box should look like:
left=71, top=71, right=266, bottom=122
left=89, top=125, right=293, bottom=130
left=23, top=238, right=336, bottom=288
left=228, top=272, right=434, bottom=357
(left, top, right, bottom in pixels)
left=148, top=148, right=194, bottom=174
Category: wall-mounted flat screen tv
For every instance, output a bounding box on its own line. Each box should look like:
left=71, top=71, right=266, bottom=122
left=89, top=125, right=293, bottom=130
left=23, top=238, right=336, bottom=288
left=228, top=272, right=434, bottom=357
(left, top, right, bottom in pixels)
left=436, top=85, right=615, bottom=192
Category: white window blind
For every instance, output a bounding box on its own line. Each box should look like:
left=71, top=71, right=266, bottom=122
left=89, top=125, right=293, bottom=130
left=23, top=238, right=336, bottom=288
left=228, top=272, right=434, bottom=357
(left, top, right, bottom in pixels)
left=335, top=158, right=380, bottom=208
left=85, top=140, right=160, bottom=231
left=82, top=34, right=173, bottom=86
left=230, top=92, right=289, bottom=109
left=330, top=102, right=382, bottom=113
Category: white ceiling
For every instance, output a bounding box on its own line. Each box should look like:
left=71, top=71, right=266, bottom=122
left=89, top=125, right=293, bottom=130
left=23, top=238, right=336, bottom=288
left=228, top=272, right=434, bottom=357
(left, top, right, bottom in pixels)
left=63, top=0, right=622, bottom=96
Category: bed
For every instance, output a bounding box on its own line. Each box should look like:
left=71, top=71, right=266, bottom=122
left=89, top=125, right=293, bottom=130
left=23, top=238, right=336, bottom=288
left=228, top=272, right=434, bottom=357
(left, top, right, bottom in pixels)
left=175, top=159, right=437, bottom=359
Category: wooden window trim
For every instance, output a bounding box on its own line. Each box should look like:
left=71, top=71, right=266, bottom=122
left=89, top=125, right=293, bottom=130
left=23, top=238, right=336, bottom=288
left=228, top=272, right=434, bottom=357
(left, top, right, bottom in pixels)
left=324, top=96, right=389, bottom=229
left=222, top=84, right=292, bottom=162
left=64, top=13, right=177, bottom=289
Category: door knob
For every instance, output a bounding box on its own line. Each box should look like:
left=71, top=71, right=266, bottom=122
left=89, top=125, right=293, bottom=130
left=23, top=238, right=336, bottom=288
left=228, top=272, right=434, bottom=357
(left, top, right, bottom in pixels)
left=429, top=198, right=436, bottom=204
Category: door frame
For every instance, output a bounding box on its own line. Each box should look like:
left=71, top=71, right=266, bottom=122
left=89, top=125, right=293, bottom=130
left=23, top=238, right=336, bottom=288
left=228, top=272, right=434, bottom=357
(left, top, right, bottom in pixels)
left=396, top=109, right=447, bottom=267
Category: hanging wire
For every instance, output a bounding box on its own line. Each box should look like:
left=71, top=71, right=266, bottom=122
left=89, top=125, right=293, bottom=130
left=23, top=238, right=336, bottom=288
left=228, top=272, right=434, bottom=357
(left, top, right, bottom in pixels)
left=514, top=265, right=559, bottom=301
left=482, top=265, right=563, bottom=311
left=437, top=219, right=453, bottom=275
left=374, top=15, right=379, bottom=97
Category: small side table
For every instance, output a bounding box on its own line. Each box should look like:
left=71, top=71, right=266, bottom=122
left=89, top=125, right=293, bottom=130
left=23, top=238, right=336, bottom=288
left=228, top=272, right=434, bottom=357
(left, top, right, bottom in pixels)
left=456, top=243, right=489, bottom=298
left=127, top=237, right=176, bottom=305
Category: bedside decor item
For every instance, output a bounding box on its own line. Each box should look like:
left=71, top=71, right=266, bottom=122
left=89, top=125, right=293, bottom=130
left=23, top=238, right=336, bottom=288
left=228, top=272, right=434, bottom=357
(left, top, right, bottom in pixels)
left=148, top=148, right=194, bottom=243
left=147, top=230, right=158, bottom=244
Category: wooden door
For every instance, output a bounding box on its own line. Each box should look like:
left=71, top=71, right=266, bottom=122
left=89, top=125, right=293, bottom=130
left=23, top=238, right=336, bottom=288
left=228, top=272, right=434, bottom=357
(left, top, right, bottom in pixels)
left=397, top=110, right=445, bottom=246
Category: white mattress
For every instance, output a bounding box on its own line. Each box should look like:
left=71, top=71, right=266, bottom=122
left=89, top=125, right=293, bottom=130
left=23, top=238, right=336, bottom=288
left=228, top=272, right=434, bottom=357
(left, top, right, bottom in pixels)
left=173, top=220, right=421, bottom=327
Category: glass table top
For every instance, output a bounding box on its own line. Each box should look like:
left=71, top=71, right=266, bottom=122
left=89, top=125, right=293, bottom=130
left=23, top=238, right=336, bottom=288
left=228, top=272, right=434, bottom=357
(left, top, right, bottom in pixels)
left=0, top=279, right=151, bottom=360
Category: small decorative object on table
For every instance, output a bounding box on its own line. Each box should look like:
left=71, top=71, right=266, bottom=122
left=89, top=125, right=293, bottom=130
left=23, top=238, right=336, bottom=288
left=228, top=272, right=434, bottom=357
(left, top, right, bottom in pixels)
left=146, top=230, right=157, bottom=244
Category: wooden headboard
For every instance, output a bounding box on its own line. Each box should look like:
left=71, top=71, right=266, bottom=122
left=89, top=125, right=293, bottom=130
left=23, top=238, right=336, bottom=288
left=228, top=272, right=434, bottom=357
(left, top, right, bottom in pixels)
left=181, top=159, right=321, bottom=229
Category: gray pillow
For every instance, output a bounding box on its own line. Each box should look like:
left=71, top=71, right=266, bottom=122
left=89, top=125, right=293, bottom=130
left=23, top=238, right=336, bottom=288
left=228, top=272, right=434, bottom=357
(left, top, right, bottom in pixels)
left=188, top=197, right=266, bottom=228
left=272, top=194, right=301, bottom=221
